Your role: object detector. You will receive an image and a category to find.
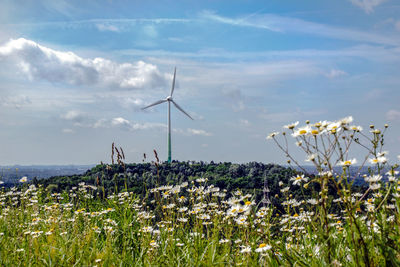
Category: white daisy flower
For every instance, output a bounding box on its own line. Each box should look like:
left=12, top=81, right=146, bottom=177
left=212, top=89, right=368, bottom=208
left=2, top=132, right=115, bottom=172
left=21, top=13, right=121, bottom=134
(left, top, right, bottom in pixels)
left=339, top=158, right=357, bottom=166
left=255, top=243, right=271, bottom=252
left=292, top=126, right=311, bottom=137
left=283, top=121, right=299, bottom=130
left=290, top=174, right=309, bottom=186
left=266, top=132, right=279, bottom=139
left=240, top=246, right=252, bottom=253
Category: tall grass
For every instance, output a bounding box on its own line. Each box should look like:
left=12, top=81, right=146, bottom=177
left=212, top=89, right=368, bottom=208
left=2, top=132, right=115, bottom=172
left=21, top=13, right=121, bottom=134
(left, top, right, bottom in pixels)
left=0, top=116, right=399, bottom=266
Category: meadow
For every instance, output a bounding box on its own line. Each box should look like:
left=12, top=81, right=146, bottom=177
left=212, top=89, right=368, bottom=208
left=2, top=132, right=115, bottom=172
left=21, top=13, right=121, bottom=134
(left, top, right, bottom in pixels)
left=0, top=117, right=399, bottom=266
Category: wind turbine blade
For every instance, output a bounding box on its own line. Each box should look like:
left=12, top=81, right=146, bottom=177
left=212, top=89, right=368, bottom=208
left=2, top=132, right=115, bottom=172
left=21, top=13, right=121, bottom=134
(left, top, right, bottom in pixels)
left=142, top=99, right=167, bottom=110
left=172, top=100, right=194, bottom=120
left=170, top=67, right=176, bottom=97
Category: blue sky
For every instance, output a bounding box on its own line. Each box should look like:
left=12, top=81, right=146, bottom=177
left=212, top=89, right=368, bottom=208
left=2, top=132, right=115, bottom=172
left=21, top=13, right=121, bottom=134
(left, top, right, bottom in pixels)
left=0, top=0, right=400, bottom=165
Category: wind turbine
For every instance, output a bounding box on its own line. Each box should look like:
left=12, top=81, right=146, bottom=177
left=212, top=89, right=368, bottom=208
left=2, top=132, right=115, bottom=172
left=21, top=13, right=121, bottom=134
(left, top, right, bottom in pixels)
left=142, top=67, right=193, bottom=163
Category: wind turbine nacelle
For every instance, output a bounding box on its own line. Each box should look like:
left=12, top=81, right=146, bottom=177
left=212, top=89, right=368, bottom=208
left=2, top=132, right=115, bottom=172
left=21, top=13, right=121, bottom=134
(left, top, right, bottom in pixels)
left=166, top=96, right=172, bottom=101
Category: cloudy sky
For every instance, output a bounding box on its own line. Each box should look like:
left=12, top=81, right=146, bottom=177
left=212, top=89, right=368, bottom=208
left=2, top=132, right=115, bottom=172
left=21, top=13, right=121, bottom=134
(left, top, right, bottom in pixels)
left=0, top=0, right=400, bottom=165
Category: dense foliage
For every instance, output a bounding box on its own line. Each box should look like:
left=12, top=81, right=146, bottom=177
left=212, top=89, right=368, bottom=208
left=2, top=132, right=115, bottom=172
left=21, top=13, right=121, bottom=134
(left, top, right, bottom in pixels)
left=36, top=162, right=296, bottom=205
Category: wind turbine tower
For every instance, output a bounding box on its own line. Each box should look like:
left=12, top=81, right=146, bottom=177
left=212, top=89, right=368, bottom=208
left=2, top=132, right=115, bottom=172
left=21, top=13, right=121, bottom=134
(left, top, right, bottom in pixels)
left=142, top=67, right=193, bottom=163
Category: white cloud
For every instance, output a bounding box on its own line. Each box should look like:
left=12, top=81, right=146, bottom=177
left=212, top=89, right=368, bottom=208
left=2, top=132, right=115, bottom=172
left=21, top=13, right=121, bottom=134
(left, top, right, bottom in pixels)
left=111, top=117, right=130, bottom=125
left=386, top=109, right=400, bottom=121
left=111, top=117, right=132, bottom=130
left=118, top=44, right=400, bottom=63
left=61, top=110, right=86, bottom=122
left=93, top=118, right=108, bottom=129
left=18, top=18, right=191, bottom=30
left=0, top=38, right=168, bottom=90
left=349, top=0, right=386, bottom=14
left=109, top=117, right=166, bottom=131
left=65, top=115, right=166, bottom=131
left=201, top=10, right=279, bottom=32
left=60, top=110, right=95, bottom=127
left=201, top=11, right=399, bottom=46
left=173, top=128, right=212, bottom=136
left=96, top=23, right=120, bottom=32
left=0, top=95, right=31, bottom=109
left=325, top=69, right=347, bottom=78
left=187, top=128, right=212, bottom=136
left=118, top=97, right=145, bottom=110
left=59, top=109, right=192, bottom=133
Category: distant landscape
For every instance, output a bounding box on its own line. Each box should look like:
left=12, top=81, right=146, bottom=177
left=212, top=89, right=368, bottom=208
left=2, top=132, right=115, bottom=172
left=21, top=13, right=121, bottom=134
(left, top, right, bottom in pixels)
left=0, top=161, right=376, bottom=186
left=0, top=165, right=94, bottom=185
left=0, top=162, right=374, bottom=187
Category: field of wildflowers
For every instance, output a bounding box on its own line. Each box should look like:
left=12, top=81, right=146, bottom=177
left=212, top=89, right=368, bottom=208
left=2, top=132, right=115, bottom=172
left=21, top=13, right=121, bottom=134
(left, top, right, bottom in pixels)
left=0, top=117, right=399, bottom=266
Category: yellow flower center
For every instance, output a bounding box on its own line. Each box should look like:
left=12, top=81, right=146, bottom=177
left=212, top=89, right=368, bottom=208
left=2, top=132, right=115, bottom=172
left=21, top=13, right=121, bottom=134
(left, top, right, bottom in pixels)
left=299, top=130, right=307, bottom=135
left=311, top=130, right=319, bottom=135
left=259, top=243, right=267, bottom=248
left=245, top=201, right=251, bottom=206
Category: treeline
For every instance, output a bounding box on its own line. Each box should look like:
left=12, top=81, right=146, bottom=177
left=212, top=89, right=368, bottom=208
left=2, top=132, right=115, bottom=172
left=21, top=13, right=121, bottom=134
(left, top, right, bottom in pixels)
left=31, top=161, right=365, bottom=213
left=36, top=162, right=294, bottom=202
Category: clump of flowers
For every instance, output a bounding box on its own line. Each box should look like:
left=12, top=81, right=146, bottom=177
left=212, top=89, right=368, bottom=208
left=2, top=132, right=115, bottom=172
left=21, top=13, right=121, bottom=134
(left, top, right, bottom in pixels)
left=267, top=116, right=400, bottom=266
